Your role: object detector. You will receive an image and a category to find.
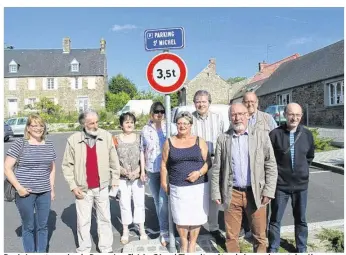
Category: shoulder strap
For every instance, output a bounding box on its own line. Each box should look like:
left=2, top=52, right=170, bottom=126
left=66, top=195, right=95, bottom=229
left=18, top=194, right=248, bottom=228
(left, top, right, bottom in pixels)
left=284, top=131, right=302, bottom=154
left=15, top=138, right=25, bottom=169
left=196, top=136, right=200, bottom=146
left=112, top=136, right=118, bottom=148
left=168, top=138, right=173, bottom=148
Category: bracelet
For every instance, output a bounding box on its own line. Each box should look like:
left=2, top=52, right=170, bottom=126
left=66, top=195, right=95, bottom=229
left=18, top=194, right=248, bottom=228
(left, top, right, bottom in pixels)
left=199, top=170, right=202, bottom=177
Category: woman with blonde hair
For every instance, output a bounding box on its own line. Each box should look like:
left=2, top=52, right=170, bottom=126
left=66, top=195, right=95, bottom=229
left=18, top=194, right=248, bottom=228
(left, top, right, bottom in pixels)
left=161, top=111, right=210, bottom=253
left=4, top=114, right=57, bottom=253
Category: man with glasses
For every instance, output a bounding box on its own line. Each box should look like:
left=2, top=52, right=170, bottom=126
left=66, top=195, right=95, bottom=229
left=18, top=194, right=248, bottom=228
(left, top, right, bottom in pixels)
left=210, top=103, right=277, bottom=252
left=242, top=91, right=277, bottom=238
left=268, top=103, right=314, bottom=253
left=191, top=90, right=225, bottom=245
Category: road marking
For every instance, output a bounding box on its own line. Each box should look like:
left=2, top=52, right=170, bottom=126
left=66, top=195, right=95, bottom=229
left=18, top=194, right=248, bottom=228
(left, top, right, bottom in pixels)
left=281, top=219, right=344, bottom=233
left=310, top=170, right=331, bottom=174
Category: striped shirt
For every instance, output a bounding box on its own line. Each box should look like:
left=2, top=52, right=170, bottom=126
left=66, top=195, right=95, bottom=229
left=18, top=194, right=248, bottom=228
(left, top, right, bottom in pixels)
left=7, top=139, right=57, bottom=193
left=231, top=130, right=251, bottom=187
left=290, top=132, right=295, bottom=170
left=191, top=111, right=224, bottom=155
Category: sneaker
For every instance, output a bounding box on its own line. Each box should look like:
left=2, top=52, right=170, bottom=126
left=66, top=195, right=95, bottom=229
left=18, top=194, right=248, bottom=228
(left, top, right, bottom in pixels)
left=210, top=230, right=226, bottom=244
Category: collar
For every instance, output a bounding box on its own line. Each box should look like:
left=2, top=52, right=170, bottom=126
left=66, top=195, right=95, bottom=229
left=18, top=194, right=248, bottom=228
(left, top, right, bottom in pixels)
left=282, top=123, right=302, bottom=133
left=78, top=129, right=104, bottom=143
left=147, top=120, right=166, bottom=130
left=232, top=128, right=249, bottom=137
left=193, top=110, right=209, bottom=120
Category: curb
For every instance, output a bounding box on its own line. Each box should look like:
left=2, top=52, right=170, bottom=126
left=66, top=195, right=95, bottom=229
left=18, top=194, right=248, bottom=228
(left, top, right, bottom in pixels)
left=311, top=162, right=344, bottom=175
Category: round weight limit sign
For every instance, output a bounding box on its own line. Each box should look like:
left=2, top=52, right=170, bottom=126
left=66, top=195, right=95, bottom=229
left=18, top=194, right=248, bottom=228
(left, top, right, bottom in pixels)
left=146, top=53, right=187, bottom=94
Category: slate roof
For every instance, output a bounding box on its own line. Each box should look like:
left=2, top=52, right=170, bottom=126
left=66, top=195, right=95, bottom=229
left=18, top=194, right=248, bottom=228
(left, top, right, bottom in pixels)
left=4, top=49, right=106, bottom=78
left=232, top=78, right=269, bottom=100
left=256, top=40, right=344, bottom=97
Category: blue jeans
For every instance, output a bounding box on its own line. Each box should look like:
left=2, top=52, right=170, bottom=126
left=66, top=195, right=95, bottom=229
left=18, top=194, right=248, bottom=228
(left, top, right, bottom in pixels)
left=268, top=189, right=308, bottom=253
left=147, top=172, right=169, bottom=238
left=15, top=191, right=51, bottom=253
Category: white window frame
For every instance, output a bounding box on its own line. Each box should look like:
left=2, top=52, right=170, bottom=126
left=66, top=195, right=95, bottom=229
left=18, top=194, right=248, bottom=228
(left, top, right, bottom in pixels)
left=276, top=90, right=292, bottom=105
left=47, top=78, right=55, bottom=90
left=325, top=79, right=344, bottom=106
left=71, top=59, right=79, bottom=72
left=28, top=98, right=37, bottom=107
left=77, top=96, right=89, bottom=113
left=9, top=60, right=18, bottom=73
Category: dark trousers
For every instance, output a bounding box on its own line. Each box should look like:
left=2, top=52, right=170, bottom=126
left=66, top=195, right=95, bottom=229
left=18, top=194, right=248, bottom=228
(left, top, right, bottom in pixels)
left=15, top=191, right=51, bottom=253
left=268, top=189, right=308, bottom=253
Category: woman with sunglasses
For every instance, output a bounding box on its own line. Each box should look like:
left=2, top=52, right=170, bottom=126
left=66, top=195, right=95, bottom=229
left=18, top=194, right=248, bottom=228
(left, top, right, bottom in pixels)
left=4, top=114, right=57, bottom=253
left=140, top=102, right=169, bottom=246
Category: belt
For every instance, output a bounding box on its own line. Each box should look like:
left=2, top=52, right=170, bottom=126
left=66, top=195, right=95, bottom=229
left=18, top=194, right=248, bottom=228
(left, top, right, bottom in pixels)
left=233, top=186, right=252, bottom=192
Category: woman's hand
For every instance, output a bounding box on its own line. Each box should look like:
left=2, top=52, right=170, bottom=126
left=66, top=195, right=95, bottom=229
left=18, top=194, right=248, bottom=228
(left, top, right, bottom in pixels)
left=140, top=172, right=147, bottom=183
left=161, top=182, right=169, bottom=194
left=17, top=186, right=31, bottom=197
left=186, top=171, right=201, bottom=183
left=51, top=189, right=56, bottom=201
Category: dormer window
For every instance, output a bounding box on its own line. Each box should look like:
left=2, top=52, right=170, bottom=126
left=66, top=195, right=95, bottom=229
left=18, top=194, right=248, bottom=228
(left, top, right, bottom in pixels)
left=71, top=58, right=79, bottom=72
left=9, top=60, right=18, bottom=73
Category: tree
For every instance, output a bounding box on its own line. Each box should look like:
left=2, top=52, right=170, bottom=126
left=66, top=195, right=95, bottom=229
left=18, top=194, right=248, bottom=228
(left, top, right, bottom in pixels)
left=108, top=74, right=138, bottom=98
left=105, top=91, right=130, bottom=113
left=227, top=76, right=247, bottom=84
left=34, top=97, right=62, bottom=115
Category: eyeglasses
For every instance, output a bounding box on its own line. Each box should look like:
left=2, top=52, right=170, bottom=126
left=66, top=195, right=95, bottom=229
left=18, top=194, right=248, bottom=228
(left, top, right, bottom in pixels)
left=243, top=100, right=257, bottom=104
left=176, top=122, right=191, bottom=126
left=153, top=110, right=165, bottom=114
left=30, top=125, right=44, bottom=129
left=287, top=113, right=303, bottom=118
left=231, top=112, right=248, bottom=118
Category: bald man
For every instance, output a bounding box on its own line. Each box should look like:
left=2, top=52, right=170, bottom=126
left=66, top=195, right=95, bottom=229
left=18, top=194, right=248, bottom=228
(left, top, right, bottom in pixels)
left=268, top=103, right=314, bottom=253
left=210, top=103, right=277, bottom=253
left=242, top=92, right=277, bottom=132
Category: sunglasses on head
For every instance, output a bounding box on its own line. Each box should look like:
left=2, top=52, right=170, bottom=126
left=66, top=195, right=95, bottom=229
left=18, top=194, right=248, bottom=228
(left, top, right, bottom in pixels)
left=154, top=110, right=165, bottom=114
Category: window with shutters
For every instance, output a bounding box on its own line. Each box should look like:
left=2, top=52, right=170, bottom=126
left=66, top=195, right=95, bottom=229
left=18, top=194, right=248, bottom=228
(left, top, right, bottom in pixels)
left=47, top=78, right=55, bottom=90
left=28, top=78, right=36, bottom=90
left=75, top=77, right=79, bottom=89
left=8, top=78, right=17, bottom=90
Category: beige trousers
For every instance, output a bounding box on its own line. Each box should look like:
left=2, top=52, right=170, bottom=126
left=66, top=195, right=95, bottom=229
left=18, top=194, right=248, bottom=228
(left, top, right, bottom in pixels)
left=75, top=187, right=113, bottom=253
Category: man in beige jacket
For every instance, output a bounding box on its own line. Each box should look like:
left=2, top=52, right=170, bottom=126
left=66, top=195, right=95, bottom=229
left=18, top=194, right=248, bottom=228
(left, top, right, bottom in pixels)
left=62, top=109, right=120, bottom=253
left=210, top=103, right=277, bottom=252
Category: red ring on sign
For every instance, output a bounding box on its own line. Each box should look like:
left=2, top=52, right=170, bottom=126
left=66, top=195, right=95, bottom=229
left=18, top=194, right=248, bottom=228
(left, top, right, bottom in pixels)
left=146, top=53, right=187, bottom=94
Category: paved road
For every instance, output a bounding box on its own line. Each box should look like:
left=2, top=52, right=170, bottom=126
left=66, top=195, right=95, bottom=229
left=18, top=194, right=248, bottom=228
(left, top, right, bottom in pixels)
left=3, top=133, right=344, bottom=252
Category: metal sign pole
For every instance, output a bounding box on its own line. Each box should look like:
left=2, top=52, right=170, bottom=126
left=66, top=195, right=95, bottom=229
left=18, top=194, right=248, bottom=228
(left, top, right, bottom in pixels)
left=162, top=49, right=176, bottom=253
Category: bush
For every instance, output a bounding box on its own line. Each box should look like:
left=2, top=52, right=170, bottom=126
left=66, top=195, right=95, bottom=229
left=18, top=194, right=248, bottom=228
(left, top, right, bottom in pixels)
left=309, top=128, right=333, bottom=151
left=317, top=228, right=344, bottom=252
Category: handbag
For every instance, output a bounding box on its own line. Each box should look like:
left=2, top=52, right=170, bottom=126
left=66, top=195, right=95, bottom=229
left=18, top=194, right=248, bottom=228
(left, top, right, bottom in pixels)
left=4, top=138, right=25, bottom=202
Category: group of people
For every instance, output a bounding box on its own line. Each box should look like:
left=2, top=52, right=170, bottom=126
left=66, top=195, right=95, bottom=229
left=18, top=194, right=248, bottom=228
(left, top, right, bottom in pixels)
left=4, top=89, right=314, bottom=253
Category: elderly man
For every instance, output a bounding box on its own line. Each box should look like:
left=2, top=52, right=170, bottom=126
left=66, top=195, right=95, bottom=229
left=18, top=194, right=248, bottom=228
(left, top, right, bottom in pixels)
left=62, top=109, right=120, bottom=253
left=243, top=92, right=277, bottom=131
left=191, top=90, right=226, bottom=244
left=268, top=103, right=314, bottom=253
left=242, top=91, right=278, bottom=237
left=210, top=103, right=277, bottom=252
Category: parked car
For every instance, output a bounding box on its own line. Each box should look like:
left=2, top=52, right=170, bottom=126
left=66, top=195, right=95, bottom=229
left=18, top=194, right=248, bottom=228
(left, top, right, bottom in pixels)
left=264, top=104, right=287, bottom=125
left=6, top=117, right=28, bottom=136
left=6, top=116, right=49, bottom=136
left=171, top=104, right=231, bottom=132
left=4, top=122, right=14, bottom=142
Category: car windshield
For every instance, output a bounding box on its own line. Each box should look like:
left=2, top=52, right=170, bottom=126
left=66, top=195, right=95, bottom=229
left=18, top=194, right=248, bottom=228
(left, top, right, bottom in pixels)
left=279, top=106, right=285, bottom=112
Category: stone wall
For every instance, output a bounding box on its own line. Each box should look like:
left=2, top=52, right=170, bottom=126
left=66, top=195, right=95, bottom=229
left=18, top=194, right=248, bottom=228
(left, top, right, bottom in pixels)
left=185, top=59, right=231, bottom=104
left=4, top=76, right=106, bottom=117
left=258, top=79, right=344, bottom=127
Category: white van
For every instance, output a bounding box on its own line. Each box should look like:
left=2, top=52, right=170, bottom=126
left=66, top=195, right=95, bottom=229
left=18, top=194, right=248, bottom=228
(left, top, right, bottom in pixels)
left=171, top=104, right=231, bottom=132
left=117, top=100, right=153, bottom=116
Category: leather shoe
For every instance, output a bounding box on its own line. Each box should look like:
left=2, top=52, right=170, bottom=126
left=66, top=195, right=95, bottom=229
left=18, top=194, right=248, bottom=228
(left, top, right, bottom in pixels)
left=210, top=230, right=226, bottom=244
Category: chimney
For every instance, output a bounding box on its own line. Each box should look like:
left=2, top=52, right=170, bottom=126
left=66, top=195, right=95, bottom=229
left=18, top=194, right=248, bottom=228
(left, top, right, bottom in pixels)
left=258, top=60, right=269, bottom=72
left=100, top=38, right=106, bottom=54
left=208, top=58, right=216, bottom=74
left=63, top=37, right=71, bottom=54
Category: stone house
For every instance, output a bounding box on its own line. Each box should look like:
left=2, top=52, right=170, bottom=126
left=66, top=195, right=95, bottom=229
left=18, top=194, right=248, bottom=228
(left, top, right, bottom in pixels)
left=4, top=37, right=108, bottom=118
left=231, top=54, right=300, bottom=103
left=255, top=40, right=344, bottom=127
left=183, top=59, right=231, bottom=104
